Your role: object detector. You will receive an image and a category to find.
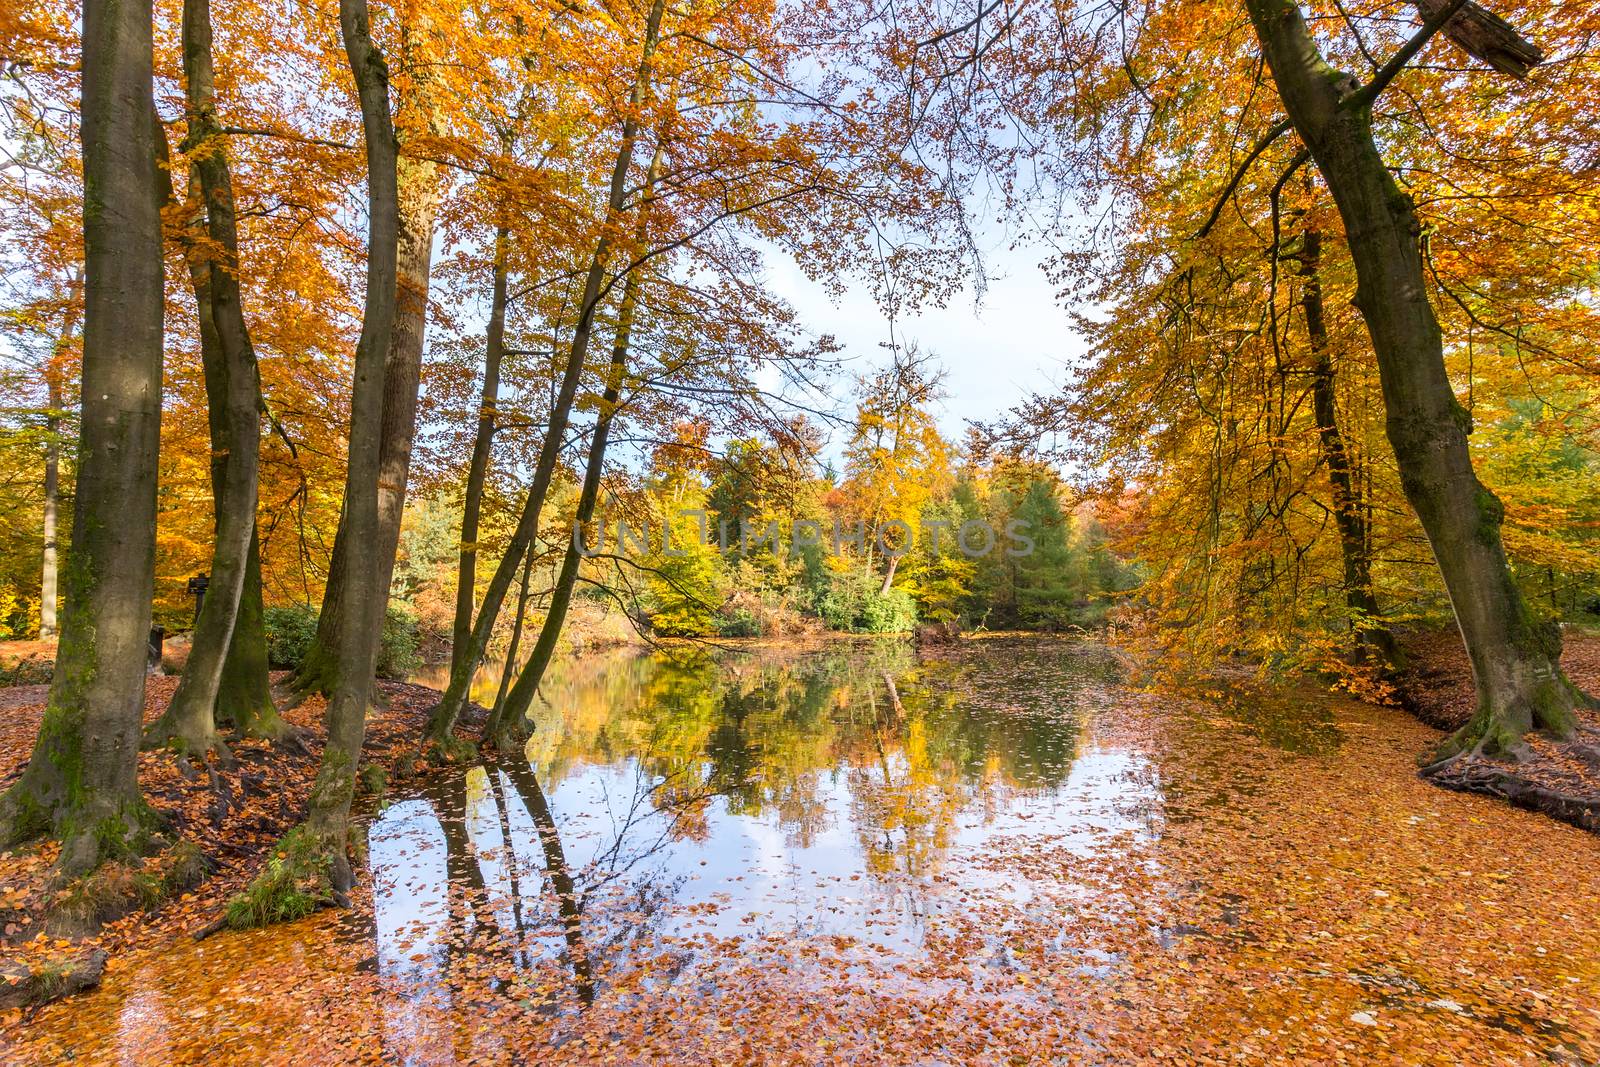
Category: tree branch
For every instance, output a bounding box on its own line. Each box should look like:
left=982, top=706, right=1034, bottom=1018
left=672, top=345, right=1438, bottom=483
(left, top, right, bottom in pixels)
left=1194, top=118, right=1294, bottom=240
left=1348, top=0, right=1470, bottom=111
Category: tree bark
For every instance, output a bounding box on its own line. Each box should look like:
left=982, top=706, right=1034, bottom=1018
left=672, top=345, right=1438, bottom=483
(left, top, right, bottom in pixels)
left=878, top=554, right=900, bottom=596
left=216, top=531, right=292, bottom=739
left=291, top=156, right=437, bottom=699
left=1297, top=223, right=1400, bottom=670
left=490, top=546, right=536, bottom=726
left=424, top=0, right=667, bottom=751
left=249, top=0, right=400, bottom=902
left=145, top=0, right=265, bottom=757
left=452, top=231, right=510, bottom=678
left=1243, top=0, right=1584, bottom=761
left=0, top=0, right=166, bottom=874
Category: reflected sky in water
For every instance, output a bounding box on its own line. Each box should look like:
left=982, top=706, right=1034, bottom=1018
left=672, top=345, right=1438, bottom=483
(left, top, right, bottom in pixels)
left=372, top=642, right=1163, bottom=1018
left=22, top=638, right=1595, bottom=1065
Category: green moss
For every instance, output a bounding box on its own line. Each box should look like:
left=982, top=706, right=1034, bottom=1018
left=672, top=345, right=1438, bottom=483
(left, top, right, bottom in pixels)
left=2, top=787, right=51, bottom=848
left=306, top=747, right=355, bottom=816
left=34, top=703, right=89, bottom=813
left=224, top=827, right=334, bottom=929
left=357, top=762, right=387, bottom=803
left=422, top=729, right=478, bottom=766
left=1474, top=484, right=1507, bottom=548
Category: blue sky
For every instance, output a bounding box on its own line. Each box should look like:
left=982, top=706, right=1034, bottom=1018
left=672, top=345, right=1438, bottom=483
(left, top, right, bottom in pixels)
left=762, top=235, right=1089, bottom=452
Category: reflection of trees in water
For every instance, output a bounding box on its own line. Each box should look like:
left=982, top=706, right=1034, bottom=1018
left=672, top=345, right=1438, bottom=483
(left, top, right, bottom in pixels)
left=527, top=642, right=1092, bottom=869
left=386, top=754, right=704, bottom=1042
left=379, top=640, right=1110, bottom=1052
left=494, top=759, right=593, bottom=1004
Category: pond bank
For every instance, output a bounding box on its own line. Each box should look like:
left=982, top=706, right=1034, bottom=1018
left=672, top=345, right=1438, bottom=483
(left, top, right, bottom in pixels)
left=0, top=673, right=458, bottom=1013
left=1396, top=629, right=1600, bottom=835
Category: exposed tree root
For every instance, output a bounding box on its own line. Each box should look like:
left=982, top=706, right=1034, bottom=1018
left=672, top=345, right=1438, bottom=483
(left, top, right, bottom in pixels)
left=1422, top=671, right=1587, bottom=770
left=225, top=700, right=310, bottom=752
left=141, top=719, right=236, bottom=768
left=1423, top=758, right=1600, bottom=836
left=421, top=728, right=479, bottom=766
left=484, top=713, right=533, bottom=759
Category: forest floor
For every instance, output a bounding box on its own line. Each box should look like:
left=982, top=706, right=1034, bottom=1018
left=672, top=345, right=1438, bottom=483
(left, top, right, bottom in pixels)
left=1395, top=628, right=1600, bottom=834
left=0, top=671, right=473, bottom=1014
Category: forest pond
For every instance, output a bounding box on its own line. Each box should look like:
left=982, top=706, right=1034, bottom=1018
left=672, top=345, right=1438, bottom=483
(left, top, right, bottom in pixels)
left=13, top=638, right=1600, bottom=1064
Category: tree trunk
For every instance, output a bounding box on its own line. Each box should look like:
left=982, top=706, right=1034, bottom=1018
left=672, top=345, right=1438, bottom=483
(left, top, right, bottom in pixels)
left=145, top=0, right=264, bottom=757
left=216, top=531, right=292, bottom=739
left=1244, top=0, right=1584, bottom=761
left=490, top=546, right=536, bottom=726
left=1297, top=223, right=1400, bottom=670
left=292, top=156, right=437, bottom=699
left=236, top=0, right=399, bottom=909
left=39, top=276, right=79, bottom=641
left=452, top=231, right=510, bottom=678
left=879, top=553, right=900, bottom=596
left=424, top=0, right=667, bottom=752
left=0, top=0, right=166, bottom=875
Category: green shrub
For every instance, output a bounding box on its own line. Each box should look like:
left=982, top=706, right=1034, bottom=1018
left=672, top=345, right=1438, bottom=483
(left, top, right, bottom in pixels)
left=814, top=570, right=917, bottom=633
left=858, top=586, right=917, bottom=633
left=261, top=602, right=421, bottom=679
left=717, top=608, right=763, bottom=637
left=263, top=604, right=319, bottom=670
left=377, top=606, right=421, bottom=679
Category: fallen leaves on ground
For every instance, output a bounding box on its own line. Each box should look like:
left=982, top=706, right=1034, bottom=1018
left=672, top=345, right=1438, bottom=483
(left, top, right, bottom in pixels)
left=2, top=639, right=1596, bottom=1065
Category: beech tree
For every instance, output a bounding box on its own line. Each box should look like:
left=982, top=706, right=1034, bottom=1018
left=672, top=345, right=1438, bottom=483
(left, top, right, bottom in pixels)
left=0, top=0, right=166, bottom=874
left=1241, top=0, right=1589, bottom=761
left=144, top=0, right=268, bottom=757
left=228, top=0, right=401, bottom=909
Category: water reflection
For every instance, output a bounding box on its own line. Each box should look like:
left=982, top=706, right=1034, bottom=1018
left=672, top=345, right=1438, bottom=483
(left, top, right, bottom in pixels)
left=372, top=641, right=1163, bottom=1027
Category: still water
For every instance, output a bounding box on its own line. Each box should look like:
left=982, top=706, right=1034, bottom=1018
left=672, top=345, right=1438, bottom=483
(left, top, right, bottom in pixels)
left=11, top=637, right=1600, bottom=1064
left=378, top=642, right=1160, bottom=1008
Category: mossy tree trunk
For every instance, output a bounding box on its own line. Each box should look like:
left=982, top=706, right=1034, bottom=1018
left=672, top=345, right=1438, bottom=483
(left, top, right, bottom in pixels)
left=235, top=0, right=399, bottom=909
left=216, top=533, right=293, bottom=740
left=1244, top=0, right=1584, bottom=761
left=0, top=0, right=166, bottom=875
left=145, top=0, right=265, bottom=758
left=425, top=0, right=666, bottom=752
left=291, top=157, right=436, bottom=701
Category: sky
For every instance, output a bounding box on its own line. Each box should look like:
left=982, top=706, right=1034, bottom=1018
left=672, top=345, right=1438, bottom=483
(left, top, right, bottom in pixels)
left=761, top=236, right=1090, bottom=453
